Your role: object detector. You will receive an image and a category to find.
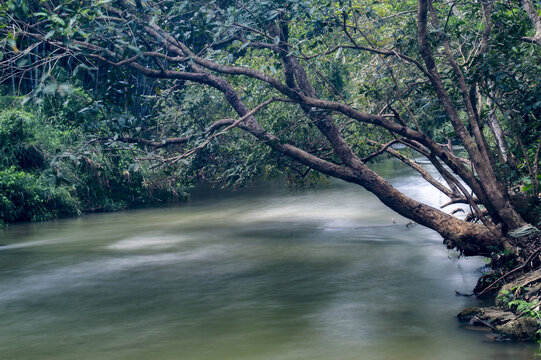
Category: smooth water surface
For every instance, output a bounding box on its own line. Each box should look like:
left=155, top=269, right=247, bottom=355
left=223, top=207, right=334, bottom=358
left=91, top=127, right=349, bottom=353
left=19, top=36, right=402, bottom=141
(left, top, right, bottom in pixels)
left=0, top=160, right=536, bottom=359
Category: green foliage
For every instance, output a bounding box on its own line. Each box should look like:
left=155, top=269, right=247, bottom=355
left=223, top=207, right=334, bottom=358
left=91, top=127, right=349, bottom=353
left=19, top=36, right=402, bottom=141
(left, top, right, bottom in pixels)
left=0, top=104, right=82, bottom=223
left=0, top=108, right=35, bottom=167
left=497, top=288, right=513, bottom=303
left=0, top=166, right=79, bottom=222
left=0, top=86, right=190, bottom=225
left=508, top=298, right=541, bottom=319
left=498, top=287, right=541, bottom=325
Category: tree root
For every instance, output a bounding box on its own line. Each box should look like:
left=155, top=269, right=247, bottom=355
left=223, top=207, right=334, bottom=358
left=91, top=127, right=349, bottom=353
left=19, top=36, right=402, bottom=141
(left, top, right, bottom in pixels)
left=476, top=247, right=541, bottom=297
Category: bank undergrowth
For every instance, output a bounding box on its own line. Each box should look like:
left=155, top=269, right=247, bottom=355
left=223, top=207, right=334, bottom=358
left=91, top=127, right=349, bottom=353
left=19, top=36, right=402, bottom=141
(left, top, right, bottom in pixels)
left=0, top=94, right=190, bottom=227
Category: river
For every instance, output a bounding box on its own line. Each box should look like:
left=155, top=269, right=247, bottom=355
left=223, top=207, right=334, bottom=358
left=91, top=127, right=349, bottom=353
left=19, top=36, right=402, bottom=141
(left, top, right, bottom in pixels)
left=0, top=159, right=536, bottom=359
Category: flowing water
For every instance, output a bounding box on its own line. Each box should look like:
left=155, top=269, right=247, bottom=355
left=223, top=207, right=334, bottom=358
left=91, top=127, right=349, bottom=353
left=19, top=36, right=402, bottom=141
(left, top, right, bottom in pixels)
left=0, top=160, right=537, bottom=359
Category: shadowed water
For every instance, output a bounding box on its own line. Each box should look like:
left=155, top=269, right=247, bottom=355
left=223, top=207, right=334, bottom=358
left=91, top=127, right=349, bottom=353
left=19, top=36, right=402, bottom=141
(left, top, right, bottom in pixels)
left=0, top=160, right=536, bottom=359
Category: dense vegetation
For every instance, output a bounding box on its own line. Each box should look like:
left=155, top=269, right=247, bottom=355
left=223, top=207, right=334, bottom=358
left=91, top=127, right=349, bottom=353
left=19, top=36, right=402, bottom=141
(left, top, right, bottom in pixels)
left=0, top=87, right=191, bottom=227
left=0, top=0, right=540, bottom=255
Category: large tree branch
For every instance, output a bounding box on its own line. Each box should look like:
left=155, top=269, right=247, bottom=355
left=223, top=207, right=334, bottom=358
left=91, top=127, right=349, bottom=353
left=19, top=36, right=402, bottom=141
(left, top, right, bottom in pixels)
left=164, top=97, right=292, bottom=164
left=142, top=20, right=502, bottom=251
left=120, top=118, right=239, bottom=149
left=365, top=139, right=457, bottom=199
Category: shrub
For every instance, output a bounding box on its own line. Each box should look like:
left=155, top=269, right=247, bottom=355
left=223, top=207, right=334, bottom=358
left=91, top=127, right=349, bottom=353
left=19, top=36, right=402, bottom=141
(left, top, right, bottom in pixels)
left=0, top=167, right=80, bottom=223
left=0, top=108, right=35, bottom=168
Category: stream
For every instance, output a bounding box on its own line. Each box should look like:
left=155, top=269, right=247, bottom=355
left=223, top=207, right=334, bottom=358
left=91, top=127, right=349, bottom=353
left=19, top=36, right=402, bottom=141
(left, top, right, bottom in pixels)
left=0, top=159, right=537, bottom=359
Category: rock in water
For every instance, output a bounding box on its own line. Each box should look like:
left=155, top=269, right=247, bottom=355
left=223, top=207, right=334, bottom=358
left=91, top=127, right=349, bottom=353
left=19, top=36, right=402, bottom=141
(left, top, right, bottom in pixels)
left=496, top=317, right=539, bottom=342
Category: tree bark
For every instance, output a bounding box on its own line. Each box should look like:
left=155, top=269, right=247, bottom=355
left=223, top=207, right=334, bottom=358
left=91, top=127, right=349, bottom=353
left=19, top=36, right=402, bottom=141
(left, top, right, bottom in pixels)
left=520, top=0, right=541, bottom=45
left=486, top=96, right=512, bottom=165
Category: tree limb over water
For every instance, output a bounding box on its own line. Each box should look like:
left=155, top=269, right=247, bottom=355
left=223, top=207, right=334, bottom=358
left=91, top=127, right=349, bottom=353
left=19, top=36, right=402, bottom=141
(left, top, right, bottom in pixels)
left=1, top=0, right=540, bottom=257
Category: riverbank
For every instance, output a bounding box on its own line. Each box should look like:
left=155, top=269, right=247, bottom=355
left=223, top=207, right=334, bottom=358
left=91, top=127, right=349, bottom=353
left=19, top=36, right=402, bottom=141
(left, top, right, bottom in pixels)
left=458, top=232, right=541, bottom=342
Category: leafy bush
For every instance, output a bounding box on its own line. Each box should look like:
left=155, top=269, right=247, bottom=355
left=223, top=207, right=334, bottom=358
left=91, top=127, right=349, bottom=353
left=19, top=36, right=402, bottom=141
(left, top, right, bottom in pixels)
left=0, top=93, right=189, bottom=225
left=0, top=167, right=80, bottom=222
left=0, top=108, right=35, bottom=168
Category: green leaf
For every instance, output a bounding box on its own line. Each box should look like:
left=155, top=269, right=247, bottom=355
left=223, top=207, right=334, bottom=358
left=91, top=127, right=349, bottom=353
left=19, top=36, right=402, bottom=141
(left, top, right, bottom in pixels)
left=16, top=57, right=28, bottom=67
left=44, top=30, right=55, bottom=40
left=52, top=15, right=65, bottom=27
left=22, top=46, right=33, bottom=55
left=43, top=83, right=57, bottom=94
left=128, top=45, right=144, bottom=58
left=273, top=35, right=280, bottom=45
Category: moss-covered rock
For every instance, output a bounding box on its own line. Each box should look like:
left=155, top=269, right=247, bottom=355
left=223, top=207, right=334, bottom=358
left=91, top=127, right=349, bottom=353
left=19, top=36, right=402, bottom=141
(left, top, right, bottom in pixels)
left=496, top=317, right=539, bottom=342
left=460, top=267, right=541, bottom=342
left=457, top=307, right=483, bottom=322
left=457, top=307, right=515, bottom=327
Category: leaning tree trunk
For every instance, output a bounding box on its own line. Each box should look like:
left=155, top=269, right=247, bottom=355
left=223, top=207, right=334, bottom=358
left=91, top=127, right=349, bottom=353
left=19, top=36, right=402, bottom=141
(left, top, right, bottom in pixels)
left=3, top=0, right=524, bottom=259
left=137, top=10, right=513, bottom=257
left=191, top=54, right=508, bottom=257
